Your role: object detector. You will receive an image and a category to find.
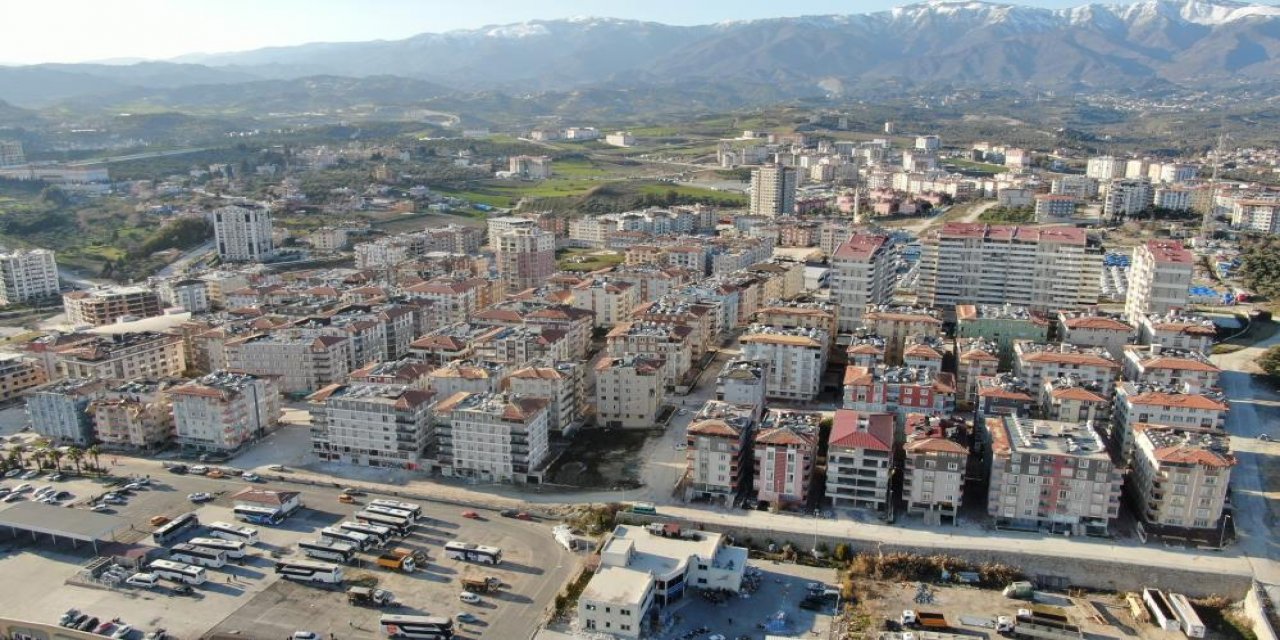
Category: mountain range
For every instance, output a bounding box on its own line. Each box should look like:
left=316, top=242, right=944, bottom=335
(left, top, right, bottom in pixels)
left=4, top=0, right=1280, bottom=111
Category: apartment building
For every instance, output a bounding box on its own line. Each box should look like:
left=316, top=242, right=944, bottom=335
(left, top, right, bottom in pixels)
left=1135, top=313, right=1213, bottom=353
left=508, top=155, right=552, bottom=180
left=0, top=353, right=45, bottom=402
left=496, top=227, right=556, bottom=294
left=955, top=304, right=1050, bottom=366
left=632, top=298, right=716, bottom=359
left=1103, top=178, right=1153, bottom=219
left=986, top=415, right=1123, bottom=536
left=573, top=279, right=640, bottom=328
left=0, top=248, right=60, bottom=304
left=738, top=325, right=828, bottom=401
left=844, top=332, right=887, bottom=368
left=826, top=410, right=895, bottom=510
left=213, top=203, right=275, bottom=262
left=429, top=360, right=508, bottom=397
left=902, top=414, right=969, bottom=525
left=975, top=373, right=1037, bottom=419
left=224, top=330, right=352, bottom=394
left=505, top=362, right=586, bottom=436
left=1124, top=240, right=1194, bottom=323
left=1055, top=311, right=1135, bottom=360
left=432, top=392, right=550, bottom=483
left=1112, top=382, right=1229, bottom=459
left=753, top=409, right=821, bottom=507
left=1033, top=194, right=1078, bottom=221
left=63, top=286, right=163, bottom=326
left=830, top=234, right=895, bottom=331
left=157, top=278, right=211, bottom=313
left=595, top=355, right=666, bottom=429
left=404, top=277, right=492, bottom=326
left=1050, top=175, right=1099, bottom=199
left=842, top=364, right=956, bottom=418
left=685, top=401, right=756, bottom=503
left=1122, top=346, right=1221, bottom=390
left=1130, top=424, right=1234, bottom=540
left=171, top=371, right=280, bottom=453
left=349, top=359, right=433, bottom=390
left=903, top=335, right=946, bottom=376
left=1012, top=341, right=1121, bottom=398
left=748, top=164, right=797, bottom=216
left=606, top=321, right=693, bottom=388
left=862, top=305, right=943, bottom=365
left=1041, top=376, right=1109, bottom=423
left=487, top=215, right=538, bottom=248
left=753, top=301, right=836, bottom=343
left=715, top=359, right=767, bottom=419
left=25, top=378, right=104, bottom=445
left=1230, top=199, right=1280, bottom=233
left=955, top=337, right=1000, bottom=404
left=918, top=223, right=1102, bottom=313
left=53, top=332, right=185, bottom=381
left=87, top=380, right=175, bottom=451
left=308, top=383, right=436, bottom=468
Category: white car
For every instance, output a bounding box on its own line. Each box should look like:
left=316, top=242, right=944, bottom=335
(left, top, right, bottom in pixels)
left=3, top=469, right=21, bottom=478
left=458, top=592, right=481, bottom=604
left=20, top=470, right=39, bottom=480
left=48, top=473, right=63, bottom=481
left=189, top=466, right=209, bottom=475
left=3, top=493, right=22, bottom=503
left=110, top=624, right=133, bottom=639
left=187, top=492, right=213, bottom=503
left=123, top=482, right=144, bottom=491
left=242, top=472, right=260, bottom=482
left=11, top=483, right=31, bottom=493
left=90, top=504, right=111, bottom=512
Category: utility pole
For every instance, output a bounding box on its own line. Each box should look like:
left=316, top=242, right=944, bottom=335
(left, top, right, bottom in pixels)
left=1200, top=132, right=1228, bottom=242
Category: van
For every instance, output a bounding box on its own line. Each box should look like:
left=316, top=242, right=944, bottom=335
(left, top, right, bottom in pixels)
left=126, top=573, right=160, bottom=588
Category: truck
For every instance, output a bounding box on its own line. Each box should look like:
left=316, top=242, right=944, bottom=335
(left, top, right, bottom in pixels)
left=461, top=574, right=502, bottom=594
left=1002, top=581, right=1035, bottom=600
left=901, top=610, right=948, bottom=630
left=376, top=549, right=417, bottom=573
left=1010, top=616, right=1082, bottom=640
left=347, top=586, right=396, bottom=607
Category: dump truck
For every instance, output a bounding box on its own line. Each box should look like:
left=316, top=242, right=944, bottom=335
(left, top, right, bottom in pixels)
left=461, top=574, right=502, bottom=593
left=375, top=549, right=417, bottom=573
left=902, top=610, right=948, bottom=630
left=347, top=586, right=396, bottom=607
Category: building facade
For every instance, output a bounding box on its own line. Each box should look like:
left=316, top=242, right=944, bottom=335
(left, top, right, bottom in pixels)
left=213, top=204, right=275, bottom=262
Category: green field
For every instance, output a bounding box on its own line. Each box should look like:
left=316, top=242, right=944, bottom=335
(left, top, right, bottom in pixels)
left=945, top=158, right=1010, bottom=174
left=634, top=182, right=748, bottom=204
left=557, top=248, right=625, bottom=272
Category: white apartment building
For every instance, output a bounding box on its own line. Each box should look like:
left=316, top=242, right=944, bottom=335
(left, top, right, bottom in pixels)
left=826, top=409, right=895, bottom=510
left=1103, top=178, right=1153, bottom=219
left=1230, top=199, right=1280, bottom=234
left=1154, top=186, right=1194, bottom=212
left=63, top=285, right=163, bottom=326
left=224, top=330, right=352, bottom=394
left=505, top=361, right=585, bottom=436
left=748, top=164, right=797, bottom=216
left=508, top=155, right=552, bottom=180
left=1138, top=312, right=1217, bottom=352
left=1012, top=341, right=1121, bottom=398
left=433, top=391, right=550, bottom=483
left=0, top=248, right=60, bottom=304
left=605, top=131, right=636, bottom=147
left=915, top=135, right=941, bottom=151
left=715, top=359, right=767, bottom=418
left=157, top=278, right=211, bottom=313
left=1130, top=424, right=1234, bottom=537
left=738, top=324, right=828, bottom=401
left=572, top=279, right=640, bottom=328
left=1122, top=346, right=1221, bottom=390
left=496, top=227, right=555, bottom=294
left=595, top=355, right=666, bottom=429
left=1050, top=175, right=1099, bottom=199
left=918, top=223, right=1102, bottom=313
left=88, top=380, right=175, bottom=451
left=486, top=215, right=536, bottom=248
left=1124, top=240, right=1194, bottom=323
left=25, top=378, right=104, bottom=445
left=171, top=371, right=280, bottom=453
left=685, top=401, right=756, bottom=502
left=1113, top=382, right=1230, bottom=459
left=987, top=415, right=1123, bottom=536
left=1086, top=155, right=1125, bottom=180
left=605, top=321, right=692, bottom=388
left=308, top=383, right=436, bottom=468
left=54, top=332, right=186, bottom=381
left=1055, top=312, right=1136, bottom=360
left=831, top=233, right=895, bottom=331
left=212, top=204, right=275, bottom=262
left=1033, top=194, right=1078, bottom=220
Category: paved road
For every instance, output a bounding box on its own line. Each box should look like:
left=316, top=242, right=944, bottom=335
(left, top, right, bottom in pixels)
left=65, top=147, right=210, bottom=167
left=157, top=241, right=215, bottom=278
left=898, top=199, right=1000, bottom=236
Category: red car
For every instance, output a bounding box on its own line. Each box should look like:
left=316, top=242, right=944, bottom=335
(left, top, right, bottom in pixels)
left=461, top=511, right=480, bottom=519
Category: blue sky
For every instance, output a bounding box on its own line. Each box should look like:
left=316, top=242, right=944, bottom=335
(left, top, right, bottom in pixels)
left=0, top=0, right=1267, bottom=65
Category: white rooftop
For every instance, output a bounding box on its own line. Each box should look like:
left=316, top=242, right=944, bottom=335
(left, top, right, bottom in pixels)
left=579, top=565, right=653, bottom=605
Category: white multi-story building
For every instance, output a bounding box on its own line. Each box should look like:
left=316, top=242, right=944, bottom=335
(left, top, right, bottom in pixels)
left=715, top=358, right=767, bottom=419
left=212, top=203, right=275, bottom=262
left=595, top=355, right=666, bottom=429
left=25, top=378, right=104, bottom=445
left=1086, top=155, right=1125, bottom=180
left=0, top=140, right=24, bottom=167
left=738, top=324, right=828, bottom=401
left=1130, top=423, right=1234, bottom=538
left=1033, top=194, right=1078, bottom=221
left=157, top=278, right=211, bottom=313
left=1050, top=175, right=1099, bottom=199
left=496, top=227, right=555, bottom=294
left=605, top=131, right=636, bottom=147
left=748, top=164, right=797, bottom=216
left=1153, top=186, right=1194, bottom=212
left=171, top=371, right=280, bottom=453
left=685, top=401, right=756, bottom=503
left=63, top=285, right=163, bottom=326
left=915, top=135, right=941, bottom=151
left=573, top=279, right=640, bottom=328
left=1055, top=311, right=1136, bottom=360
left=54, top=332, right=186, bottom=382
left=831, top=234, right=895, bottom=331
left=826, top=409, right=895, bottom=510
left=1125, top=240, right=1194, bottom=323
left=1113, top=382, right=1230, bottom=459
left=505, top=361, right=586, bottom=436
left=508, top=155, right=552, bottom=179
left=0, top=248, right=60, bottom=304
left=987, top=415, right=1122, bottom=536
left=486, top=215, right=537, bottom=248
left=605, top=321, right=692, bottom=388
left=1138, top=312, right=1217, bottom=352
left=1122, top=345, right=1221, bottom=390
left=308, top=383, right=436, bottom=468
left=1012, top=341, right=1121, bottom=398
left=918, top=223, right=1102, bottom=313
left=224, top=330, right=352, bottom=394
left=433, top=391, right=550, bottom=483
left=1103, top=178, right=1153, bottom=219
left=1230, top=198, right=1280, bottom=234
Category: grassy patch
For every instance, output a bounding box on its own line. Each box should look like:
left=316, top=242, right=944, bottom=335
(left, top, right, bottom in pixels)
left=1211, top=344, right=1245, bottom=355
left=558, top=249, right=625, bottom=272
left=945, top=158, right=1010, bottom=174
left=633, top=182, right=748, bottom=204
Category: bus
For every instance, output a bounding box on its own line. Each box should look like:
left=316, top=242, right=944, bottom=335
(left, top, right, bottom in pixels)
left=354, top=510, right=413, bottom=536
left=152, top=512, right=200, bottom=546
left=188, top=537, right=248, bottom=559
left=443, top=541, right=502, bottom=565
left=365, top=504, right=418, bottom=523
left=338, top=521, right=392, bottom=546
left=274, top=560, right=344, bottom=584
left=233, top=505, right=283, bottom=526
left=207, top=521, right=260, bottom=545
left=629, top=502, right=658, bottom=515
left=169, top=543, right=228, bottom=568
left=320, top=527, right=373, bottom=551
left=368, top=499, right=422, bottom=520
left=379, top=614, right=454, bottom=639
left=299, top=539, right=357, bottom=564
left=148, top=559, right=207, bottom=585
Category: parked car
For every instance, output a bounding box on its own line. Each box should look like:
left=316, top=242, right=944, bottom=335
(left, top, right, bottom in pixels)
left=461, top=511, right=480, bottom=519
left=11, top=483, right=31, bottom=493
left=48, top=473, right=64, bottom=481
left=166, top=464, right=187, bottom=475
left=189, top=466, right=208, bottom=475
left=291, top=633, right=320, bottom=640
left=267, top=464, right=287, bottom=472
left=110, top=624, right=133, bottom=639
left=242, top=472, right=260, bottom=482
left=149, top=515, right=171, bottom=527
left=90, top=504, right=111, bottom=512
left=20, top=470, right=39, bottom=480
left=341, top=487, right=365, bottom=496
left=76, top=617, right=100, bottom=632
left=4, top=468, right=22, bottom=478
left=187, top=492, right=213, bottom=503
left=455, top=612, right=479, bottom=624
left=337, top=494, right=355, bottom=504
left=4, top=493, right=24, bottom=502
left=206, top=469, right=225, bottom=479
left=458, top=592, right=481, bottom=604
left=126, top=573, right=160, bottom=588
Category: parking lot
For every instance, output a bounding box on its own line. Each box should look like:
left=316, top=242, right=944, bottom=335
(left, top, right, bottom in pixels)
left=0, top=466, right=579, bottom=640
left=655, top=562, right=838, bottom=640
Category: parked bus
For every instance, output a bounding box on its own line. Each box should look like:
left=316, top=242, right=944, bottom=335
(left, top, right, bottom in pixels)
left=169, top=543, right=228, bottom=568
left=365, top=504, right=417, bottom=523
left=299, top=539, right=357, bottom=564
left=320, top=527, right=373, bottom=551
left=368, top=499, right=422, bottom=520
left=188, top=537, right=248, bottom=559
left=274, top=560, right=344, bottom=584
left=338, top=521, right=392, bottom=545
left=152, top=512, right=200, bottom=546
left=629, top=502, right=657, bottom=515
left=379, top=614, right=454, bottom=639
left=147, top=559, right=207, bottom=586
left=354, top=511, right=413, bottom=536
left=233, top=505, right=283, bottom=526
left=207, top=521, right=259, bottom=545
left=443, top=541, right=502, bottom=565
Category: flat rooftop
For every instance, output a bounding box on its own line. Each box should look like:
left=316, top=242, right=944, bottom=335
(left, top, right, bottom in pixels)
left=0, top=500, right=130, bottom=542
left=580, top=565, right=653, bottom=605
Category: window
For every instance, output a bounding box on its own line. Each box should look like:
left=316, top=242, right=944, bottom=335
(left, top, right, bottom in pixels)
left=584, top=604, right=596, bottom=611
left=620, top=609, right=631, bottom=616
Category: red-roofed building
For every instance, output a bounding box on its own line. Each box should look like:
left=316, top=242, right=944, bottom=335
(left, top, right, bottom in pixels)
left=753, top=409, right=821, bottom=507
left=843, top=365, right=956, bottom=419
left=1055, top=311, right=1136, bottom=360
left=902, top=414, right=970, bottom=525
left=955, top=337, right=1000, bottom=404
left=831, top=233, right=894, bottom=331
left=1122, top=345, right=1221, bottom=390
left=1113, top=382, right=1229, bottom=460
left=431, top=391, right=551, bottom=483
left=826, top=410, right=895, bottom=510
left=1138, top=312, right=1217, bottom=353
left=684, top=401, right=756, bottom=503
left=1130, top=423, right=1234, bottom=542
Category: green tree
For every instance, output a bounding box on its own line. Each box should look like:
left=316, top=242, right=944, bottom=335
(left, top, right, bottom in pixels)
left=66, top=446, right=84, bottom=475
left=1259, top=345, right=1280, bottom=378
left=48, top=448, right=64, bottom=471
left=87, top=444, right=102, bottom=472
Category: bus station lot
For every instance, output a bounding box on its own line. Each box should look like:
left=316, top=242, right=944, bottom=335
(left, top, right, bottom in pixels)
left=0, top=469, right=576, bottom=640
